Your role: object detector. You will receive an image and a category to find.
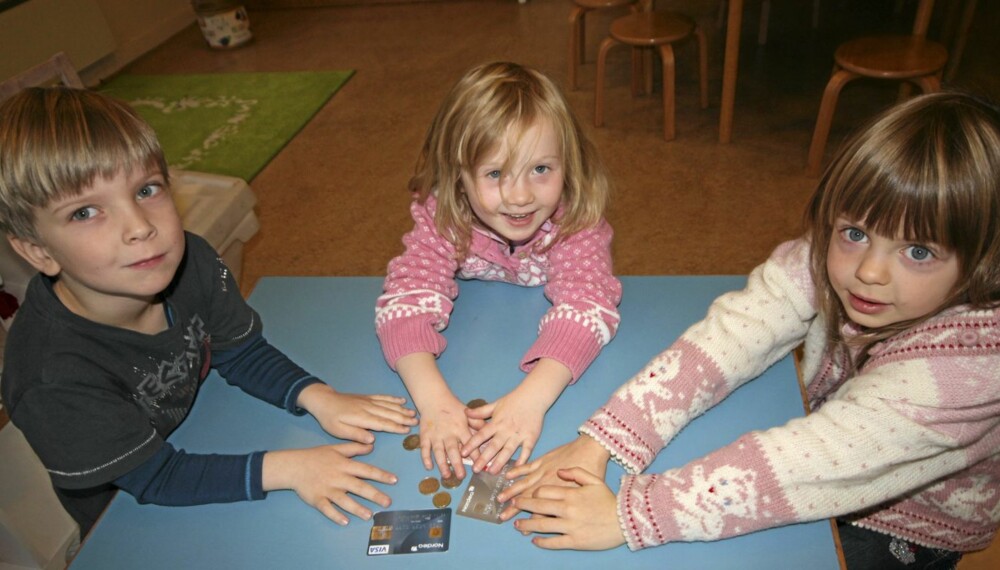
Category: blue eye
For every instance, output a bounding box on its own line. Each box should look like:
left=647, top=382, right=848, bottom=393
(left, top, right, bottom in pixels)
left=485, top=170, right=501, bottom=180
left=533, top=165, right=550, bottom=174
left=71, top=207, right=98, bottom=221
left=137, top=183, right=162, bottom=199
left=905, top=245, right=933, bottom=261
left=844, top=228, right=866, bottom=242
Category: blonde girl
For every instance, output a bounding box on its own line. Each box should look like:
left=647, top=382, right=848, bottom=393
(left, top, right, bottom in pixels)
left=502, top=91, right=1000, bottom=570
left=375, top=62, right=622, bottom=479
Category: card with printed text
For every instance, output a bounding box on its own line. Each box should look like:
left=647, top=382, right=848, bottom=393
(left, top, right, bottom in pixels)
left=366, top=508, right=451, bottom=556
left=456, top=459, right=516, bottom=524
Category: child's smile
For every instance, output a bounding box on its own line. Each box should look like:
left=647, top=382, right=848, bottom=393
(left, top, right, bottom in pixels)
left=462, top=118, right=564, bottom=245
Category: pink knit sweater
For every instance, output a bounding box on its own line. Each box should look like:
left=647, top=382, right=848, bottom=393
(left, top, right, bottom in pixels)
left=375, top=194, right=622, bottom=381
left=582, top=238, right=1000, bottom=552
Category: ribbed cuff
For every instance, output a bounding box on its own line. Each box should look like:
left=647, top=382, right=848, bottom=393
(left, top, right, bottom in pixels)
left=245, top=451, right=267, bottom=500
left=376, top=317, right=448, bottom=369
left=521, top=318, right=603, bottom=383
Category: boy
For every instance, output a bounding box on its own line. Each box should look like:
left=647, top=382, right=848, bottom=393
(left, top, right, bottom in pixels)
left=0, top=87, right=417, bottom=537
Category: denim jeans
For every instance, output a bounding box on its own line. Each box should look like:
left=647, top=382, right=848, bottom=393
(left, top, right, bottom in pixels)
left=837, top=520, right=962, bottom=570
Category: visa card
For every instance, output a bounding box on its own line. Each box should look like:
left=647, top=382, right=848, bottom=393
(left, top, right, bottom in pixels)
left=366, top=508, right=451, bottom=556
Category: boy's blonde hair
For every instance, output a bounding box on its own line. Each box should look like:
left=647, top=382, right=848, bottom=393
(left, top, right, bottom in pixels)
left=409, top=61, right=611, bottom=256
left=0, top=87, right=168, bottom=240
left=805, top=91, right=1000, bottom=359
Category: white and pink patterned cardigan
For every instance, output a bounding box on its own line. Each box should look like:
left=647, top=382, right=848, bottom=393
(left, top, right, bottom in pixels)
left=375, top=194, right=622, bottom=382
left=581, top=238, right=1000, bottom=552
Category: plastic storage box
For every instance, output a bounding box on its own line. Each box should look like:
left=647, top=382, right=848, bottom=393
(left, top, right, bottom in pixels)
left=0, top=169, right=258, bottom=307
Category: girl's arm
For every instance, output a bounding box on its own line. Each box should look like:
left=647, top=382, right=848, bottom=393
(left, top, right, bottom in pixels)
left=521, top=219, right=622, bottom=381
left=395, top=352, right=472, bottom=479
left=582, top=239, right=816, bottom=474
left=501, top=239, right=817, bottom=515
left=375, top=196, right=460, bottom=370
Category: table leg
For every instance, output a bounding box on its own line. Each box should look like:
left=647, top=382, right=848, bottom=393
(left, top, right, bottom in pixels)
left=719, top=0, right=743, bottom=143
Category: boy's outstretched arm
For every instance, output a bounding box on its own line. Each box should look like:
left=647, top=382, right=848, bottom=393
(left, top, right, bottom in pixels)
left=461, top=357, right=572, bottom=474
left=396, top=351, right=473, bottom=479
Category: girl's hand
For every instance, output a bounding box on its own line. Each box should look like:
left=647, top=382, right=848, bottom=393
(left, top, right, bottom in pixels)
left=512, top=468, right=624, bottom=551
left=262, top=442, right=398, bottom=526
left=418, top=393, right=475, bottom=479
left=462, top=358, right=573, bottom=474
left=497, top=434, right=610, bottom=521
left=297, top=383, right=417, bottom=444
left=462, top=389, right=548, bottom=474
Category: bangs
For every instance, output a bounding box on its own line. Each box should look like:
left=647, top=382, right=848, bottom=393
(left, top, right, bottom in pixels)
left=12, top=88, right=165, bottom=207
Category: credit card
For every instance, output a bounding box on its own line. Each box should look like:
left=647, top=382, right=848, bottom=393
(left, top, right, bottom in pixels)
left=366, top=508, right=451, bottom=556
left=456, top=459, right=516, bottom=524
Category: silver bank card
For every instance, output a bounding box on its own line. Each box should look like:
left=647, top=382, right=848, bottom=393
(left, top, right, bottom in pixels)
left=456, top=459, right=516, bottom=524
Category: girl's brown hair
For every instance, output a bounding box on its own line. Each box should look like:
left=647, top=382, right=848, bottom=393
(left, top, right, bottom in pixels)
left=805, top=91, right=1000, bottom=364
left=409, top=61, right=611, bottom=256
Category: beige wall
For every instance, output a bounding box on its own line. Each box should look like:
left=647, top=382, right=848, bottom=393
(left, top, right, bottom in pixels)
left=0, top=0, right=194, bottom=85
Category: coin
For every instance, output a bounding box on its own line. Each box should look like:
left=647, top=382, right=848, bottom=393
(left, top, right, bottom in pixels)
left=432, top=492, right=451, bottom=508
left=466, top=398, right=488, bottom=409
left=440, top=473, right=464, bottom=489
left=402, top=434, right=420, bottom=450
left=418, top=477, right=440, bottom=495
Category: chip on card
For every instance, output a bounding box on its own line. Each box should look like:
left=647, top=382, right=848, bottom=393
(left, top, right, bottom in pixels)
left=366, top=508, right=451, bottom=556
left=456, top=459, right=516, bottom=524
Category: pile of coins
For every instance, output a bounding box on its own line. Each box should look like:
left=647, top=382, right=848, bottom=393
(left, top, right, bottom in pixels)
left=401, top=398, right=488, bottom=509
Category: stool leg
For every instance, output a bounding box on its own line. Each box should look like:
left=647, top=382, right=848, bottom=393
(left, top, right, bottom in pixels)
left=659, top=43, right=676, bottom=141
left=595, top=36, right=620, bottom=128
left=631, top=47, right=644, bottom=96
left=912, top=74, right=941, bottom=94
left=569, top=7, right=587, bottom=90
left=695, top=26, right=709, bottom=109
left=807, top=68, right=855, bottom=176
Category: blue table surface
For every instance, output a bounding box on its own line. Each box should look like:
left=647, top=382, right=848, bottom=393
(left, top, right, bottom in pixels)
left=70, top=276, right=841, bottom=569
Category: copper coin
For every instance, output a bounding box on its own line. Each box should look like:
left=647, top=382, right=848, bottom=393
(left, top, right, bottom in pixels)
left=440, top=473, right=464, bottom=489
left=402, top=434, right=420, bottom=451
left=466, top=398, right=488, bottom=409
left=418, top=477, right=440, bottom=495
left=432, top=492, right=451, bottom=508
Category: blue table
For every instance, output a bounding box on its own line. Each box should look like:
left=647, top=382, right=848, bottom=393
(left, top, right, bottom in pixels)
left=70, top=277, right=842, bottom=569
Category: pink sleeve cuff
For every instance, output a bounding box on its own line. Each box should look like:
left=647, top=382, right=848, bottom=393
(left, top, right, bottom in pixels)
left=376, top=316, right=448, bottom=369
left=520, top=316, right=604, bottom=383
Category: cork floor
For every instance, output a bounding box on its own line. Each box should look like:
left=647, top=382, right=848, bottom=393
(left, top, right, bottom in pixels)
left=3, top=0, right=999, bottom=565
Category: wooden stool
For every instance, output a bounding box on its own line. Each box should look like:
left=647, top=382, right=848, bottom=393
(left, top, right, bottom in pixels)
left=806, top=0, right=947, bottom=176
left=595, top=11, right=708, bottom=141
left=568, top=0, right=644, bottom=90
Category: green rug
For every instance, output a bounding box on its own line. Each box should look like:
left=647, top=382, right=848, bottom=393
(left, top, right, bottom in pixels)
left=99, top=71, right=353, bottom=181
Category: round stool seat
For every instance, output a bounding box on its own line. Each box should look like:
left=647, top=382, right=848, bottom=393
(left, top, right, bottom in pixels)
left=573, top=0, right=635, bottom=10
left=834, top=36, right=948, bottom=79
left=610, top=11, right=694, bottom=47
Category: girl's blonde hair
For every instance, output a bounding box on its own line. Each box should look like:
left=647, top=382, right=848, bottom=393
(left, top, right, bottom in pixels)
left=409, top=61, right=611, bottom=256
left=805, top=91, right=1000, bottom=362
left=0, top=87, right=167, bottom=241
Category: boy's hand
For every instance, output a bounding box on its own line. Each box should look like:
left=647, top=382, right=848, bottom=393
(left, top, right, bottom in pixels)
left=297, top=383, right=417, bottom=444
left=262, top=442, right=398, bottom=526
left=417, top=394, right=475, bottom=479
left=461, top=388, right=547, bottom=474
left=512, top=468, right=624, bottom=551
left=497, top=434, right=610, bottom=521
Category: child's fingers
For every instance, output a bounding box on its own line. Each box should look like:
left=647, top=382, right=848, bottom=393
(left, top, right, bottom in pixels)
left=330, top=441, right=374, bottom=458
left=464, top=402, right=495, bottom=420
left=461, top=423, right=496, bottom=458
left=328, top=490, right=379, bottom=521
left=332, top=424, right=376, bottom=444
left=445, top=440, right=466, bottom=479
left=368, top=394, right=409, bottom=405
left=315, top=500, right=350, bottom=526
left=432, top=442, right=452, bottom=478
